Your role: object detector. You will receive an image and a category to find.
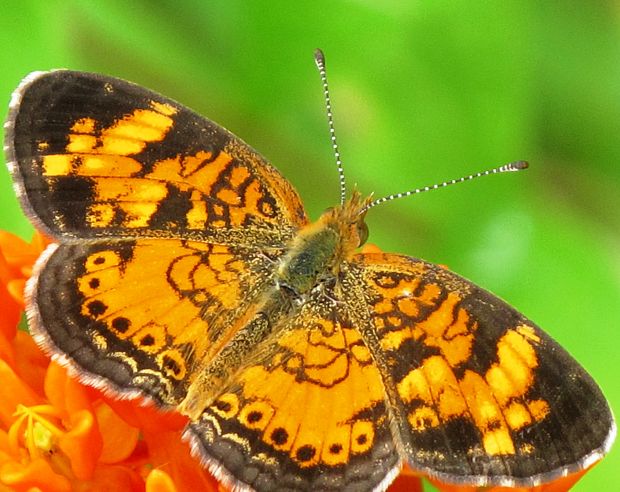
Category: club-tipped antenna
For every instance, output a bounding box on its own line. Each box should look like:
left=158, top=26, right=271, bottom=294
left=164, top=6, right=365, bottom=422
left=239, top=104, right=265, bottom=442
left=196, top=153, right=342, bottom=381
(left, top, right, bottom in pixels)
left=361, top=160, right=529, bottom=214
left=314, top=49, right=347, bottom=206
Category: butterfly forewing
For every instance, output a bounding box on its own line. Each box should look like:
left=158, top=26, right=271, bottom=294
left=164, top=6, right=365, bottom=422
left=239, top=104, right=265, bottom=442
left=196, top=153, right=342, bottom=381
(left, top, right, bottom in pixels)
left=6, top=70, right=307, bottom=244
left=28, top=237, right=281, bottom=406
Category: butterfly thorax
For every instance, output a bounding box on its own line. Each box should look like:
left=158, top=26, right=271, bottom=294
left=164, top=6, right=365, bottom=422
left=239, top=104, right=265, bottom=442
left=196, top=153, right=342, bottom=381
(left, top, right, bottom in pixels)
left=275, top=191, right=371, bottom=297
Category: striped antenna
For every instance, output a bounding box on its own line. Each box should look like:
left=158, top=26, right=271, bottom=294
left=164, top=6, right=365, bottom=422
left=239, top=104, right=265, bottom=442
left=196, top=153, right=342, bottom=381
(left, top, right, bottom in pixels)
left=314, top=49, right=347, bottom=206
left=361, top=160, right=529, bottom=214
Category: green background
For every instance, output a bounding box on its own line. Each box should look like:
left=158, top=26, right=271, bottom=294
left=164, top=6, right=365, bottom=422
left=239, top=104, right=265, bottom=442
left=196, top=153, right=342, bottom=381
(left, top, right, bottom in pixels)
left=1, top=2, right=618, bottom=491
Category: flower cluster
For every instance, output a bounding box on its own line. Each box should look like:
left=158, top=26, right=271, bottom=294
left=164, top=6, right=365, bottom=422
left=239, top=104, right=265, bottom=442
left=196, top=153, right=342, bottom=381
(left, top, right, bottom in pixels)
left=0, top=231, right=593, bottom=491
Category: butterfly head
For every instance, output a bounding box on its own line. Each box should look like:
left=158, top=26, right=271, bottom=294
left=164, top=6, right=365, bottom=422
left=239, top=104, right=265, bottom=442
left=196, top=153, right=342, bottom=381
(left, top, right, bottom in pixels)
left=321, top=189, right=372, bottom=253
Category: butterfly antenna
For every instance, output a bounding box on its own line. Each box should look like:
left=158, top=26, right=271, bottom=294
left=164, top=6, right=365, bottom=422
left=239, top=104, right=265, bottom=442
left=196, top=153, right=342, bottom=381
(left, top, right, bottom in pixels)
left=314, top=49, right=347, bottom=206
left=361, top=160, right=529, bottom=214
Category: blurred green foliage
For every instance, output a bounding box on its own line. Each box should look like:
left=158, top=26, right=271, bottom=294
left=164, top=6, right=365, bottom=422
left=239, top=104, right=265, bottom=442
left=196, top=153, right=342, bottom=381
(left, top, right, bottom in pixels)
left=1, top=1, right=619, bottom=490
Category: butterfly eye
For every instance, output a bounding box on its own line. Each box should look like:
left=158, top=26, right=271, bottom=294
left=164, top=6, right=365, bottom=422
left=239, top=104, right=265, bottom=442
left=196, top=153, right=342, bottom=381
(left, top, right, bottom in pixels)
left=356, top=220, right=369, bottom=247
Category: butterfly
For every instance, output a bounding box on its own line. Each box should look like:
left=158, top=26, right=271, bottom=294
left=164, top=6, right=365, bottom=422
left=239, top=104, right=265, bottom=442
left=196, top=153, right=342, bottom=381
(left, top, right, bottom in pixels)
left=4, top=50, right=615, bottom=491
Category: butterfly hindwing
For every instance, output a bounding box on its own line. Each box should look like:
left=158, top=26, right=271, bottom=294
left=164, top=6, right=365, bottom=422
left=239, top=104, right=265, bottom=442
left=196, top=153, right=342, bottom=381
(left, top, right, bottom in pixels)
left=29, top=237, right=279, bottom=406
left=185, top=290, right=401, bottom=491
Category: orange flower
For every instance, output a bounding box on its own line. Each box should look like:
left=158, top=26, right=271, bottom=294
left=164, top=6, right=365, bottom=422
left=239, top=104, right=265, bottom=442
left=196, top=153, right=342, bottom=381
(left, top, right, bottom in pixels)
left=0, top=231, right=597, bottom=491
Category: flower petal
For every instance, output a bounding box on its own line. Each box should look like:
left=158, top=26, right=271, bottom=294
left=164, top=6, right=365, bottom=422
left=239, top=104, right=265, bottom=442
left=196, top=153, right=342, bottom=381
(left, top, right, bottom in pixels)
left=0, top=331, right=15, bottom=370
left=0, top=231, right=48, bottom=273
left=58, top=409, right=103, bottom=480
left=0, top=279, right=20, bottom=340
left=6, top=279, right=25, bottom=307
left=0, top=231, right=49, bottom=338
left=387, top=472, right=424, bottom=492
left=13, top=330, right=49, bottom=397
left=0, top=457, right=71, bottom=492
left=0, top=429, right=18, bottom=461
left=75, top=464, right=144, bottom=492
left=386, top=465, right=424, bottom=491
left=44, top=362, right=95, bottom=417
left=95, top=401, right=140, bottom=464
left=105, top=397, right=186, bottom=433
left=146, top=469, right=178, bottom=492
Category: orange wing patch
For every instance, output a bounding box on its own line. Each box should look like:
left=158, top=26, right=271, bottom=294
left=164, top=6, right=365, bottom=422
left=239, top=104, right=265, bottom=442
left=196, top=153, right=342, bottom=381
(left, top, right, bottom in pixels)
left=398, top=325, right=549, bottom=456
left=43, top=101, right=176, bottom=172
left=40, top=104, right=254, bottom=232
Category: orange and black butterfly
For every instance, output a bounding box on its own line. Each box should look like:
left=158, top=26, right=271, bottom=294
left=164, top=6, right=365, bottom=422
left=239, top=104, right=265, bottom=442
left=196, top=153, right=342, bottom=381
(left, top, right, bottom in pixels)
left=5, top=51, right=615, bottom=491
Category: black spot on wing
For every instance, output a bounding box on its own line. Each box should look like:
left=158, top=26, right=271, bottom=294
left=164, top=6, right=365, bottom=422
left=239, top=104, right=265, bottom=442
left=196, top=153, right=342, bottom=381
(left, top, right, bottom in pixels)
left=270, top=427, right=289, bottom=446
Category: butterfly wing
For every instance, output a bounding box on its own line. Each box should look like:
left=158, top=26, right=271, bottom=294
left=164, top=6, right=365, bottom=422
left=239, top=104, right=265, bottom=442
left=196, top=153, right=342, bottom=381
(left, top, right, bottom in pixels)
left=351, top=252, right=615, bottom=487
left=28, top=238, right=278, bottom=406
left=185, top=292, right=402, bottom=491
left=6, top=70, right=307, bottom=244
left=6, top=70, right=308, bottom=407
